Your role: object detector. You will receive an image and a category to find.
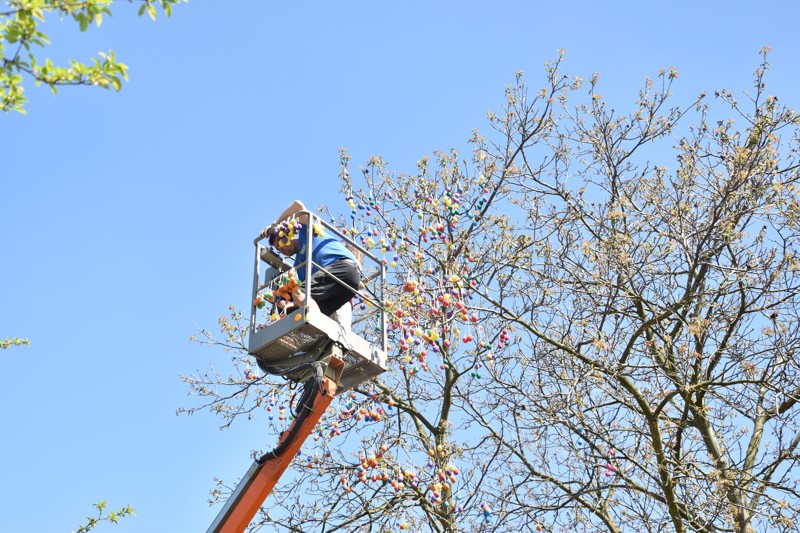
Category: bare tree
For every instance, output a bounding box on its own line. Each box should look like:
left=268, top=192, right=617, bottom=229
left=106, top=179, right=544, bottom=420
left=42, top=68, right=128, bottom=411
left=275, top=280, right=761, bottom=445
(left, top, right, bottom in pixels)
left=185, top=49, right=800, bottom=532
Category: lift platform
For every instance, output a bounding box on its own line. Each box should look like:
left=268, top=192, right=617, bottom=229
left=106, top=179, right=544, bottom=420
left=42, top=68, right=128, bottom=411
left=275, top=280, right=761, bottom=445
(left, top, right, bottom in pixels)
left=250, top=301, right=386, bottom=389
left=207, top=212, right=388, bottom=533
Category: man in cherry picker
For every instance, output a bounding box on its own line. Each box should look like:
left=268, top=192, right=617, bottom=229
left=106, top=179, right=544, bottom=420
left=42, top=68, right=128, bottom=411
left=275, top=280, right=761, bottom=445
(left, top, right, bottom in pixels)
left=261, top=200, right=361, bottom=321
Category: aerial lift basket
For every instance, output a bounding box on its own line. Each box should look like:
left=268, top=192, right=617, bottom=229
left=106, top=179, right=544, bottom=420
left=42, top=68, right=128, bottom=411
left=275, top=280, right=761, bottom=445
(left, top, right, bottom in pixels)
left=248, top=214, right=387, bottom=391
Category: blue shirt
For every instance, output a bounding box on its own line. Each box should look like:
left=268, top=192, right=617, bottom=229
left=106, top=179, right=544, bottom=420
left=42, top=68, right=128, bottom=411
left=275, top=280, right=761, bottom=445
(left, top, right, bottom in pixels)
left=294, top=224, right=357, bottom=282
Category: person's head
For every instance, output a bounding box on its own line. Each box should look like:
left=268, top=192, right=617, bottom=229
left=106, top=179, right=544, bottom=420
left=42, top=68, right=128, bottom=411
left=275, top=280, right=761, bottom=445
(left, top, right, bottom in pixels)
left=270, top=231, right=299, bottom=256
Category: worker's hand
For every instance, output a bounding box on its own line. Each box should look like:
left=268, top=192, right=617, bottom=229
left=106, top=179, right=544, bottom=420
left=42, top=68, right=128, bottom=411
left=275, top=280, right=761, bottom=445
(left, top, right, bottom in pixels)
left=291, top=291, right=305, bottom=308
left=260, top=225, right=274, bottom=240
left=277, top=300, right=298, bottom=313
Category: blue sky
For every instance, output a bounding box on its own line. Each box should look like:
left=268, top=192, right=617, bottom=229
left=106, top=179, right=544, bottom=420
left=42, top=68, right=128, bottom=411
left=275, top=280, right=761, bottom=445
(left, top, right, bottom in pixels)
left=2, top=1, right=799, bottom=532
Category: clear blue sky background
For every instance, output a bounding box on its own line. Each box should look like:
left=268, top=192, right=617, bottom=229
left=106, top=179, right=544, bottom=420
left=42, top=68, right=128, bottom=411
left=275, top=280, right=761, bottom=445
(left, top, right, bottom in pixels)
left=2, top=1, right=799, bottom=532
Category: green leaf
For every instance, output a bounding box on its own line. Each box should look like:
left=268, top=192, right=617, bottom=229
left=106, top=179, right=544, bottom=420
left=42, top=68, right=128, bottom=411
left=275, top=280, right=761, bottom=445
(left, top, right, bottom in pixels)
left=1, top=0, right=182, bottom=113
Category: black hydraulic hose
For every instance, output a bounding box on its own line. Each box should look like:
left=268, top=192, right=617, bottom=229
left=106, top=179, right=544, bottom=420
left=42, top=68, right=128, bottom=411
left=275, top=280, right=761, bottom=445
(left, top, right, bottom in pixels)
left=257, top=362, right=325, bottom=464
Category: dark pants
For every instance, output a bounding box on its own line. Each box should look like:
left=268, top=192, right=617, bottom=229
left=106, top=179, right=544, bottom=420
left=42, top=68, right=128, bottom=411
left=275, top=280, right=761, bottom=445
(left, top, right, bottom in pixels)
left=309, top=259, right=360, bottom=316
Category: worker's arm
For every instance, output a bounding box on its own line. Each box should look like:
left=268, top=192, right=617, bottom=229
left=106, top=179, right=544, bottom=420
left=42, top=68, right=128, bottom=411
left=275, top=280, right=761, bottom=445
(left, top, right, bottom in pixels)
left=274, top=200, right=309, bottom=226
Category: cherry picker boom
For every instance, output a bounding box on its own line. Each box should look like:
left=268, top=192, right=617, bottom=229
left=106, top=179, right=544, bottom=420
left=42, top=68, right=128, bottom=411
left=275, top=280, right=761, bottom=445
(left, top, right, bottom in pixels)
left=207, top=212, right=387, bottom=533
